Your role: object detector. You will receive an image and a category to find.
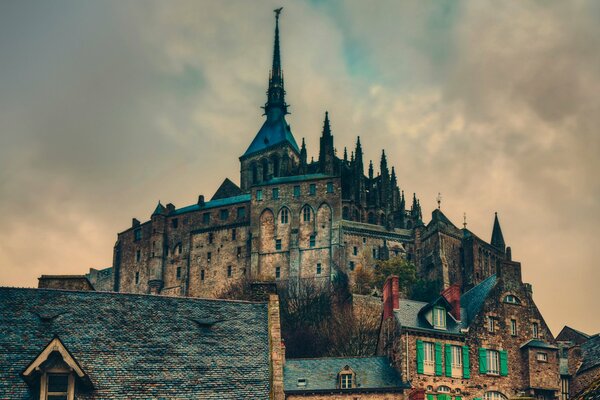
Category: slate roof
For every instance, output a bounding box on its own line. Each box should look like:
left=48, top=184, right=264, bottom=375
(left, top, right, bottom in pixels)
left=284, top=356, right=407, bottom=393
left=394, top=275, right=498, bottom=334
left=258, top=173, right=332, bottom=185
left=0, top=287, right=270, bottom=399
left=520, top=339, right=558, bottom=350
left=211, top=178, right=243, bottom=201
left=579, top=334, right=600, bottom=373
left=172, top=193, right=251, bottom=215
left=242, top=115, right=300, bottom=158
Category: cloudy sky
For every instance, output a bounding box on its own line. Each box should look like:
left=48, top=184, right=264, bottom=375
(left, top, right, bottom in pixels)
left=0, top=0, right=598, bottom=334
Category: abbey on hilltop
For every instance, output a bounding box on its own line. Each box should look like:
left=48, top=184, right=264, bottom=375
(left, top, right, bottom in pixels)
left=76, top=9, right=507, bottom=299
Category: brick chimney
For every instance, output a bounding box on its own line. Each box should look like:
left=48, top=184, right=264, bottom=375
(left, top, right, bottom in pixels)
left=166, top=203, right=176, bottom=214
left=409, top=389, right=425, bottom=400
left=441, top=284, right=461, bottom=321
left=198, top=195, right=205, bottom=206
left=383, top=275, right=399, bottom=320
left=498, top=259, right=523, bottom=291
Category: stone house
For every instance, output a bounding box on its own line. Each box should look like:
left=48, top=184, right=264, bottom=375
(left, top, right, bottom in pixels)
left=377, top=256, right=560, bottom=400
left=556, top=327, right=600, bottom=399
left=0, top=286, right=285, bottom=399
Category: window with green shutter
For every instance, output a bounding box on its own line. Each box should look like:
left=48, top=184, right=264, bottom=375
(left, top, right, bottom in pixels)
left=455, top=397, right=462, bottom=400
left=417, top=340, right=424, bottom=374
left=435, top=342, right=443, bottom=376
left=445, top=344, right=452, bottom=377
left=500, top=350, right=508, bottom=376
left=479, top=347, right=488, bottom=374
left=427, top=395, right=435, bottom=400
left=462, top=346, right=470, bottom=378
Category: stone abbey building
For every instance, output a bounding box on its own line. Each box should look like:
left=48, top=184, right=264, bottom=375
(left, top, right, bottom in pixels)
left=85, top=10, right=509, bottom=300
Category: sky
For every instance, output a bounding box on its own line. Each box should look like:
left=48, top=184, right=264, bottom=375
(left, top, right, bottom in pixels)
left=0, top=0, right=598, bottom=335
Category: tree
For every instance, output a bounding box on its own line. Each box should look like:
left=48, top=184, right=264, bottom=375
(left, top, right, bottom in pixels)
left=373, top=256, right=417, bottom=292
left=353, top=264, right=374, bottom=295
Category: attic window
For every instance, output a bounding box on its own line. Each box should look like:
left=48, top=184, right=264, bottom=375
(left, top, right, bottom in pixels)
left=437, top=386, right=451, bottom=393
left=339, top=371, right=353, bottom=389
left=433, top=306, right=446, bottom=329
left=297, top=378, right=307, bottom=387
left=504, top=295, right=521, bottom=305
left=46, top=373, right=70, bottom=399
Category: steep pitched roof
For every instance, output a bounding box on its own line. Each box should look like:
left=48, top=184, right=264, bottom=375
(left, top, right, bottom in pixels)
left=242, top=116, right=300, bottom=158
left=211, top=178, right=243, bottom=201
left=460, top=274, right=497, bottom=325
left=556, top=325, right=591, bottom=345
left=284, top=356, right=407, bottom=393
left=491, top=212, right=506, bottom=250
left=0, top=287, right=270, bottom=399
left=579, top=334, right=600, bottom=374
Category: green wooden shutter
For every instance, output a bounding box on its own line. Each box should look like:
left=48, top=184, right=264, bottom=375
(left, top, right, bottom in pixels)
left=427, top=395, right=435, bottom=400
left=479, top=347, right=487, bottom=374
left=435, top=342, right=443, bottom=376
left=455, top=397, right=462, bottom=400
left=445, top=344, right=452, bottom=377
left=462, top=346, right=470, bottom=378
left=417, top=340, right=424, bottom=374
left=500, top=349, right=509, bottom=376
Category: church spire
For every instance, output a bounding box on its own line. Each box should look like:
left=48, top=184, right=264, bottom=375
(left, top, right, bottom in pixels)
left=264, top=8, right=288, bottom=118
left=491, top=212, right=506, bottom=252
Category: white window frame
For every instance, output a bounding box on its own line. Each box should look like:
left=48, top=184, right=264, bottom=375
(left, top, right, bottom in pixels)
left=433, top=307, right=446, bottom=329
left=423, top=341, right=435, bottom=375
left=510, top=319, right=517, bottom=336
left=484, top=392, right=508, bottom=400
left=488, top=316, right=496, bottom=333
left=487, top=349, right=500, bottom=375
left=537, top=352, right=548, bottom=362
left=340, top=372, right=353, bottom=389
left=451, top=345, right=463, bottom=378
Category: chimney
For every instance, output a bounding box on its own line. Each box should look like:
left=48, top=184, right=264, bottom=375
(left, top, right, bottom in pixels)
left=198, top=195, right=205, bottom=206
left=498, top=259, right=523, bottom=290
left=132, top=218, right=140, bottom=228
left=506, top=246, right=512, bottom=261
left=441, top=284, right=461, bottom=321
left=383, top=275, right=399, bottom=320
left=409, top=389, right=425, bottom=400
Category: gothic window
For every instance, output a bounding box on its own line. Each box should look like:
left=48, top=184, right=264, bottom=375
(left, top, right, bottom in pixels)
left=280, top=208, right=289, bottom=224
left=262, top=159, right=269, bottom=181
left=176, top=266, right=181, bottom=279
left=302, top=206, right=311, bottom=222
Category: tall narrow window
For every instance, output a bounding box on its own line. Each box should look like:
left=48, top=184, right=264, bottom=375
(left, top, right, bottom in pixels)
left=172, top=218, right=179, bottom=229
left=256, top=189, right=263, bottom=201
left=275, top=266, right=281, bottom=280
left=303, top=206, right=311, bottom=222
left=237, top=246, right=242, bottom=257
left=272, top=187, right=279, bottom=200
left=353, top=246, right=358, bottom=256
left=280, top=208, right=289, bottom=224
left=488, top=316, right=496, bottom=333
left=433, top=307, right=446, bottom=329
left=232, top=228, right=237, bottom=241
left=309, top=235, right=316, bottom=248
left=451, top=345, right=463, bottom=378
left=203, top=213, right=210, bottom=224
left=309, top=184, right=317, bottom=195
left=275, top=239, right=282, bottom=250
left=201, top=269, right=205, bottom=281
left=136, top=250, right=141, bottom=262
left=293, top=185, right=301, bottom=198
left=533, top=322, right=539, bottom=338
left=227, top=265, right=232, bottom=278
left=349, top=261, right=355, bottom=271
left=510, top=319, right=517, bottom=336
left=176, top=266, right=181, bottom=279
left=207, top=252, right=212, bottom=262
left=208, top=233, right=214, bottom=244
left=135, top=271, right=139, bottom=284
left=134, top=229, right=142, bottom=241
left=316, top=263, right=322, bottom=275
left=423, top=341, right=435, bottom=374
left=487, top=350, right=500, bottom=375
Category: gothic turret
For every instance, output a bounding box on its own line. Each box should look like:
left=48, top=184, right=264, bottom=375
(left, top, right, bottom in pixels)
left=318, top=111, right=335, bottom=175
left=491, top=212, right=506, bottom=252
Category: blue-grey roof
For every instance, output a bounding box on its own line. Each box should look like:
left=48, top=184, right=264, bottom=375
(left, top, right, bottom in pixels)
left=580, top=334, right=600, bottom=373
left=243, top=116, right=300, bottom=157
left=0, top=287, right=270, bottom=399
left=284, top=356, right=406, bottom=393
left=173, top=193, right=251, bottom=215
left=259, top=173, right=333, bottom=186
left=394, top=275, right=498, bottom=334
left=460, top=274, right=497, bottom=325
left=520, top=339, right=558, bottom=350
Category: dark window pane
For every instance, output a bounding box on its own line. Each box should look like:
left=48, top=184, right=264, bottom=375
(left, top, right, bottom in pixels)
left=47, top=374, right=68, bottom=391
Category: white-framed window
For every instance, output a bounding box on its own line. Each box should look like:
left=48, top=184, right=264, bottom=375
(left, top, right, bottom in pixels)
left=280, top=208, right=289, bottom=224
left=510, top=319, right=517, bottom=336
left=488, top=316, right=496, bottom=333
left=487, top=350, right=500, bottom=375
left=423, top=341, right=435, bottom=374
left=484, top=392, right=508, bottom=400
left=533, top=322, right=539, bottom=338
left=433, top=307, right=446, bottom=329
left=340, top=372, right=353, bottom=389
left=537, top=352, right=548, bottom=362
left=437, top=386, right=451, bottom=393
left=451, top=345, right=463, bottom=378
left=303, top=206, right=311, bottom=222
left=504, top=294, right=521, bottom=304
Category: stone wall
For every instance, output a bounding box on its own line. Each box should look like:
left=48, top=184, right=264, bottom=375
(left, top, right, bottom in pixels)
left=38, top=275, right=94, bottom=291
left=286, top=392, right=403, bottom=400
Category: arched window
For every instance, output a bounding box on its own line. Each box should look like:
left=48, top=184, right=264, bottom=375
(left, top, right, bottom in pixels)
left=504, top=294, right=521, bottom=305
left=251, top=163, right=258, bottom=183
left=280, top=208, right=289, bottom=224
left=302, top=206, right=311, bottom=222
left=484, top=392, right=507, bottom=400
left=262, top=158, right=269, bottom=181
left=437, top=386, right=451, bottom=393
left=367, top=212, right=375, bottom=224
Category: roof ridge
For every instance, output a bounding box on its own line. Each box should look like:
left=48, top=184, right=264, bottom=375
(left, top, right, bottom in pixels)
left=0, top=286, right=268, bottom=305
left=286, top=355, right=387, bottom=361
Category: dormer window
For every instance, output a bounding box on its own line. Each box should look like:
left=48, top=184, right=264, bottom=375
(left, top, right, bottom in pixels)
left=433, top=306, right=446, bottom=329
left=437, top=386, right=451, bottom=393
left=504, top=295, right=521, bottom=305
left=297, top=378, right=307, bottom=387
left=22, top=337, right=92, bottom=400
left=338, top=366, right=355, bottom=389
